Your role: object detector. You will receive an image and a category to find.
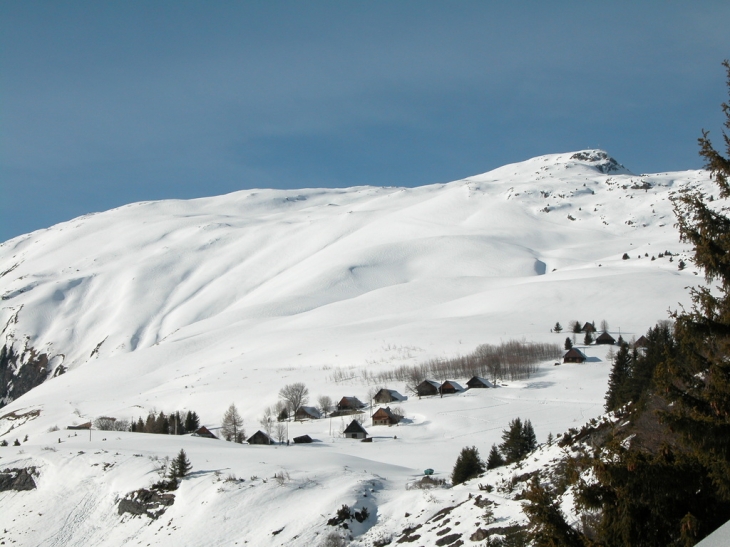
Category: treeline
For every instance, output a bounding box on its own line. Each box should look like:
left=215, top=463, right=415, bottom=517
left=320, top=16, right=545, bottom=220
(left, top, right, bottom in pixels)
left=364, top=339, right=561, bottom=386
left=127, top=410, right=201, bottom=435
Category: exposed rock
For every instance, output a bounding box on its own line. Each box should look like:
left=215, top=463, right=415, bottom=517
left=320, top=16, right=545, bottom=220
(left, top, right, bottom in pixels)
left=434, top=533, right=462, bottom=546
left=470, top=528, right=489, bottom=541
left=0, top=467, right=37, bottom=491
left=0, top=343, right=51, bottom=408
left=118, top=488, right=175, bottom=519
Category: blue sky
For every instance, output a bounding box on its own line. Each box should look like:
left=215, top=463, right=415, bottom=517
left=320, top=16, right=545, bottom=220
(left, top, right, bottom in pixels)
left=2, top=2, right=729, bottom=241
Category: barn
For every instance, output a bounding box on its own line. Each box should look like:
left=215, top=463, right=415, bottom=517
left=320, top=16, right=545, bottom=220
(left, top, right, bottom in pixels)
left=247, top=430, right=272, bottom=445
left=192, top=426, right=218, bottom=439
left=466, top=376, right=494, bottom=389
left=595, top=332, right=616, bottom=345
left=295, top=406, right=321, bottom=421
left=373, top=388, right=405, bottom=404
left=337, top=396, right=365, bottom=412
left=563, top=348, right=587, bottom=364
left=416, top=379, right=441, bottom=397
left=440, top=380, right=464, bottom=394
left=293, top=434, right=313, bottom=444
left=372, top=407, right=401, bottom=426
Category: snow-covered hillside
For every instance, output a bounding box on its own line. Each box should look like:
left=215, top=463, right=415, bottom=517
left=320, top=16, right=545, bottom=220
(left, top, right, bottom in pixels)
left=0, top=150, right=713, bottom=546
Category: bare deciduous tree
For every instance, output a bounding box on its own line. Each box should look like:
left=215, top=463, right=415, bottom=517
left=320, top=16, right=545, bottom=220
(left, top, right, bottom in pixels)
left=259, top=407, right=274, bottom=437
left=279, top=382, right=309, bottom=413
left=600, top=319, right=610, bottom=332
left=317, top=395, right=333, bottom=417
left=275, top=422, right=287, bottom=443
left=221, top=403, right=245, bottom=442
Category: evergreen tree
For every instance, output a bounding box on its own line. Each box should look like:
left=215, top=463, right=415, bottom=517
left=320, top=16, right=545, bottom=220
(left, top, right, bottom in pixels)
left=500, top=418, right=524, bottom=464
left=486, top=443, right=505, bottom=469
left=184, top=410, right=200, bottom=432
left=524, top=477, right=585, bottom=547
left=553, top=322, right=563, bottom=333
left=572, top=321, right=582, bottom=334
left=136, top=417, right=145, bottom=433
left=564, top=337, right=573, bottom=350
left=665, top=58, right=730, bottom=502
left=605, top=342, right=631, bottom=412
left=451, top=446, right=485, bottom=485
left=168, top=448, right=192, bottom=479
left=144, top=412, right=156, bottom=433
left=583, top=331, right=593, bottom=345
left=522, top=420, right=537, bottom=455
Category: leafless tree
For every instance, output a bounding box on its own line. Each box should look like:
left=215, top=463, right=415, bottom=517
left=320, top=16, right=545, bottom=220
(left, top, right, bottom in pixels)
left=279, top=382, right=309, bottom=413
left=600, top=319, right=610, bottom=332
left=259, top=407, right=274, bottom=437
left=317, top=395, right=333, bottom=417
left=221, top=403, right=245, bottom=442
left=275, top=422, right=287, bottom=444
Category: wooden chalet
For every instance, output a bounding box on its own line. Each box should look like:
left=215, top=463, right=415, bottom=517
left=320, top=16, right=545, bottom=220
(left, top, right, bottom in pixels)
left=294, top=406, right=321, bottom=421
left=67, top=422, right=91, bottom=430
left=343, top=420, right=368, bottom=439
left=247, top=430, right=272, bottom=445
left=440, top=380, right=464, bottom=394
left=563, top=348, right=587, bottom=364
left=372, top=407, right=401, bottom=426
left=373, top=388, right=405, bottom=404
left=466, top=376, right=494, bottom=389
left=337, top=396, right=365, bottom=412
left=293, top=434, right=313, bottom=444
left=192, top=426, right=218, bottom=439
left=416, top=379, right=441, bottom=397
left=582, top=322, right=596, bottom=333
left=633, top=335, right=649, bottom=349
left=595, top=332, right=616, bottom=345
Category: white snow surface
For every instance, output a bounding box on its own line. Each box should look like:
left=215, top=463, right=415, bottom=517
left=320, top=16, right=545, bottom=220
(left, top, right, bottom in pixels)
left=0, top=150, right=717, bottom=545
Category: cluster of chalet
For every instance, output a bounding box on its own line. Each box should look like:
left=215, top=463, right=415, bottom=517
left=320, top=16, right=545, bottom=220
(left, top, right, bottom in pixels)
left=563, top=330, right=650, bottom=364
left=415, top=376, right=493, bottom=397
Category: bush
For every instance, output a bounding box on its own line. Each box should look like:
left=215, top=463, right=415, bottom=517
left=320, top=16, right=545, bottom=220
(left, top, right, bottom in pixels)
left=452, top=446, right=485, bottom=485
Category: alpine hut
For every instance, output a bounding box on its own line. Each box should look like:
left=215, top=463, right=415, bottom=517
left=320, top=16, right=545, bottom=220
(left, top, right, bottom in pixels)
left=294, top=406, right=321, bottom=421
left=563, top=348, right=587, bottom=364
left=192, top=426, right=218, bottom=439
left=337, top=396, right=365, bottom=412
left=440, top=380, right=464, bottom=394
left=293, top=434, right=313, bottom=444
left=373, top=388, right=405, bottom=404
left=595, top=332, right=616, bottom=345
left=372, top=407, right=401, bottom=426
left=247, top=430, right=272, bottom=445
left=416, top=379, right=441, bottom=397
left=466, top=376, right=494, bottom=389
left=343, top=420, right=368, bottom=440
left=582, top=322, right=596, bottom=333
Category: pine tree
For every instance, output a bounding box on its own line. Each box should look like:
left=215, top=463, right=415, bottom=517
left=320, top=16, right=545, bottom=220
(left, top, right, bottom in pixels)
left=522, top=420, right=537, bottom=455
left=553, top=322, right=563, bottom=333
left=605, top=342, right=631, bottom=412
left=524, top=476, right=585, bottom=547
left=486, top=444, right=505, bottom=469
left=184, top=410, right=200, bottom=432
left=451, top=446, right=485, bottom=485
left=500, top=418, right=524, bottom=464
left=665, top=58, right=730, bottom=502
left=583, top=331, right=593, bottom=345
left=572, top=321, right=582, bottom=334
left=168, top=448, right=192, bottom=479
left=564, top=337, right=573, bottom=350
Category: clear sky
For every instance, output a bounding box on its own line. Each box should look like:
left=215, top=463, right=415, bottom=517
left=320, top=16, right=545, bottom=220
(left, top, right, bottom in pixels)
left=2, top=2, right=729, bottom=241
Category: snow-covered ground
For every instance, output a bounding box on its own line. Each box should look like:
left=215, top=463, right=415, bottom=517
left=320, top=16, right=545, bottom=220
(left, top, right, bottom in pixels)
left=0, top=150, right=714, bottom=545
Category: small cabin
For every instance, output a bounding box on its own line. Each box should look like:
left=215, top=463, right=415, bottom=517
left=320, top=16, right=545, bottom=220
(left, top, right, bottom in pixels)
left=67, top=422, right=92, bottom=430
left=247, top=430, right=272, bottom=445
left=563, top=348, right=587, bottom=364
left=582, top=322, right=596, bottom=333
left=192, top=426, right=218, bottom=439
left=466, top=376, right=494, bottom=389
left=416, top=380, right=441, bottom=397
left=293, top=434, right=313, bottom=444
left=343, top=420, right=368, bottom=439
left=595, top=332, right=616, bottom=345
left=294, top=406, right=321, bottom=421
left=372, top=407, right=401, bottom=426
left=337, top=396, right=365, bottom=412
left=373, top=388, right=405, bottom=404
left=633, top=335, right=649, bottom=349
left=440, top=380, right=464, bottom=394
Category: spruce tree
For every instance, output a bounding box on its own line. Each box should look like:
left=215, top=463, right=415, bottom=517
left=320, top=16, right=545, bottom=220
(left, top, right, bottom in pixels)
left=168, top=448, right=192, bottom=479
left=486, top=443, right=505, bottom=469
left=564, top=337, right=573, bottom=350
left=524, top=477, right=585, bottom=547
left=665, top=58, right=730, bottom=502
left=605, top=342, right=631, bottom=412
left=451, top=446, right=485, bottom=485
left=522, top=420, right=537, bottom=455
left=583, top=331, right=593, bottom=345
left=553, top=322, right=563, bottom=333
left=500, top=418, right=524, bottom=464
left=184, top=410, right=200, bottom=432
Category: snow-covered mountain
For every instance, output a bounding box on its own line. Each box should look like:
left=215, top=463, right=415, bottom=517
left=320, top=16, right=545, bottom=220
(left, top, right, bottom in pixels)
left=0, top=150, right=713, bottom=546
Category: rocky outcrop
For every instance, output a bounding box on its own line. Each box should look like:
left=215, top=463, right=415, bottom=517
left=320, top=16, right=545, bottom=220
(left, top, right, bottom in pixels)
left=0, top=343, right=51, bottom=408
left=118, top=488, right=175, bottom=519
left=0, top=467, right=37, bottom=491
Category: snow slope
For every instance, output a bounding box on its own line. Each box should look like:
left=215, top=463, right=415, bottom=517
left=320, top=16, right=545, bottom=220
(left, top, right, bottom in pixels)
left=0, top=150, right=714, bottom=546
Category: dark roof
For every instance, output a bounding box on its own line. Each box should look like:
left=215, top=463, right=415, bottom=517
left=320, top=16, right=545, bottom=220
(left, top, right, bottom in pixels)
left=467, top=376, right=494, bottom=388
left=293, top=434, right=313, bottom=443
left=595, top=332, right=616, bottom=344
left=343, top=420, right=367, bottom=435
left=373, top=388, right=405, bottom=401
left=563, top=348, right=587, bottom=361
left=372, top=407, right=399, bottom=421
left=582, top=322, right=596, bottom=332
left=634, top=335, right=649, bottom=347
left=441, top=380, right=464, bottom=391
left=296, top=406, right=321, bottom=419
left=193, top=426, right=218, bottom=438
left=247, top=430, right=272, bottom=444
left=418, top=380, right=441, bottom=389
left=339, top=396, right=365, bottom=407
